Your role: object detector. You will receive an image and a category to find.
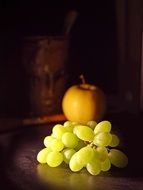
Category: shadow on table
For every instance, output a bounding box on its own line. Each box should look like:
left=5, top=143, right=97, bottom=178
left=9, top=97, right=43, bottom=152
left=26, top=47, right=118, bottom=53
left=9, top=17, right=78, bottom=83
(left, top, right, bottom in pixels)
left=1, top=113, right=143, bottom=190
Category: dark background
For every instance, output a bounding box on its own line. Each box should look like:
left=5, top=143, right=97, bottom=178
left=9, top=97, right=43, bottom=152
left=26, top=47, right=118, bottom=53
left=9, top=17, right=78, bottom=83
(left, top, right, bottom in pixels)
left=0, top=1, right=143, bottom=189
left=0, top=0, right=118, bottom=117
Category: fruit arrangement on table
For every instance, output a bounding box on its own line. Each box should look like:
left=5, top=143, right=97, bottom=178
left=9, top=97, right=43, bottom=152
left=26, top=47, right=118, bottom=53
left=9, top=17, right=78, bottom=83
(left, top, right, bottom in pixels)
left=37, top=120, right=128, bottom=176
left=37, top=76, right=128, bottom=175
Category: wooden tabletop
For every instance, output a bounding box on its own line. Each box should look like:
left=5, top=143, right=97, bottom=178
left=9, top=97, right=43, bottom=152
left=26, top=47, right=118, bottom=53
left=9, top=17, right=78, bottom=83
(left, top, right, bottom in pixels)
left=0, top=112, right=143, bottom=190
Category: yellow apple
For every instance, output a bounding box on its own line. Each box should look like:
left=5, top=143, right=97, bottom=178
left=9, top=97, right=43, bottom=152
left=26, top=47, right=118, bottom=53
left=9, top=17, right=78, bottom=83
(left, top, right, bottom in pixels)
left=62, top=76, right=106, bottom=124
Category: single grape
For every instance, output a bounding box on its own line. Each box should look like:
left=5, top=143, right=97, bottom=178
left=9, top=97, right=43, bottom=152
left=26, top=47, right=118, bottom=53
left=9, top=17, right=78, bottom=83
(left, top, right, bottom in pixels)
left=69, top=153, right=84, bottom=172
left=108, top=149, right=128, bottom=168
left=93, top=148, right=100, bottom=160
left=86, top=159, right=101, bottom=175
left=87, top=120, right=97, bottom=130
left=71, top=121, right=79, bottom=126
left=46, top=151, right=63, bottom=167
left=93, top=132, right=112, bottom=147
left=63, top=121, right=75, bottom=132
left=76, top=146, right=95, bottom=166
left=74, top=125, right=95, bottom=142
left=50, top=139, right=64, bottom=152
left=44, top=136, right=55, bottom=147
left=52, top=124, right=67, bottom=139
left=101, top=158, right=111, bottom=171
left=94, top=120, right=111, bottom=134
left=96, top=146, right=108, bottom=162
left=63, top=121, right=73, bottom=127
left=37, top=147, right=51, bottom=164
left=109, top=134, right=120, bottom=147
left=62, top=132, right=79, bottom=148
left=62, top=148, right=76, bottom=164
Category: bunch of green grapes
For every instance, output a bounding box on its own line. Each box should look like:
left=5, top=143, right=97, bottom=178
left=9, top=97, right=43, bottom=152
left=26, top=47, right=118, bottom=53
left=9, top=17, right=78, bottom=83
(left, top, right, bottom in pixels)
left=37, top=120, right=128, bottom=175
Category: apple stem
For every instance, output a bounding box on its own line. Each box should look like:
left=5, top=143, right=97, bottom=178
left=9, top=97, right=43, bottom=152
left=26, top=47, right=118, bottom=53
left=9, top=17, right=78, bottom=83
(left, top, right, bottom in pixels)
left=80, top=74, right=86, bottom=84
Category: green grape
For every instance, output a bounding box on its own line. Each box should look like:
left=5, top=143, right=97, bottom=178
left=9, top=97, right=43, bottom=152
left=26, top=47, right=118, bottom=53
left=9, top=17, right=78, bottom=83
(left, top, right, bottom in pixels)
left=87, top=120, right=97, bottom=130
left=86, top=159, right=101, bottom=175
left=76, top=146, right=95, bottom=166
left=75, top=140, right=86, bottom=151
left=108, top=149, right=128, bottom=168
left=62, top=132, right=79, bottom=148
left=63, top=121, right=74, bottom=132
left=62, top=148, right=76, bottom=164
left=93, top=132, right=112, bottom=147
left=94, top=120, right=111, bottom=134
left=63, top=121, right=73, bottom=127
left=64, top=120, right=79, bottom=127
left=50, top=139, right=64, bottom=152
left=52, top=124, right=67, bottom=139
left=96, top=146, right=108, bottom=162
left=44, top=136, right=55, bottom=147
left=73, top=125, right=95, bottom=142
left=71, top=121, right=79, bottom=126
left=69, top=153, right=84, bottom=172
left=46, top=151, right=63, bottom=167
left=101, top=158, right=111, bottom=171
left=93, top=148, right=100, bottom=160
left=109, top=134, right=120, bottom=147
left=37, top=147, right=51, bottom=164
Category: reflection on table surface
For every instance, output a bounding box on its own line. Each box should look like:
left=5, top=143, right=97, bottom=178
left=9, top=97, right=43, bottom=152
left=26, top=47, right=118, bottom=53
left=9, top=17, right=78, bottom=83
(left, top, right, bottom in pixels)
left=36, top=163, right=136, bottom=190
left=0, top=112, right=143, bottom=190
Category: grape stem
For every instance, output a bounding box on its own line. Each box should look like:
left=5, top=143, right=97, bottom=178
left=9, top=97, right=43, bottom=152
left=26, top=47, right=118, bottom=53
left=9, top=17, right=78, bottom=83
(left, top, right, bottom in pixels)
left=84, top=141, right=90, bottom=145
left=85, top=141, right=97, bottom=148
left=106, top=147, right=110, bottom=153
left=85, top=140, right=111, bottom=151
left=90, top=142, right=97, bottom=148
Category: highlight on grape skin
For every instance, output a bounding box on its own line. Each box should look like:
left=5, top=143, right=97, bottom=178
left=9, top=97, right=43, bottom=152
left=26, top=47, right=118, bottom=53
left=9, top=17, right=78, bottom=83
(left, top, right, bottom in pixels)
left=36, top=120, right=128, bottom=175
